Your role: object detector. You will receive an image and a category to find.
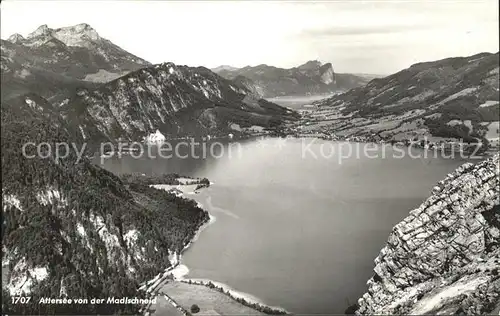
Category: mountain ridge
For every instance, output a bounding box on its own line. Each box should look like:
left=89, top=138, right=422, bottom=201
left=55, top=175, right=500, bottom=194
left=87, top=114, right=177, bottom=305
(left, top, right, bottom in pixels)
left=60, top=61, right=298, bottom=146
left=213, top=60, right=371, bottom=98
left=2, top=23, right=298, bottom=142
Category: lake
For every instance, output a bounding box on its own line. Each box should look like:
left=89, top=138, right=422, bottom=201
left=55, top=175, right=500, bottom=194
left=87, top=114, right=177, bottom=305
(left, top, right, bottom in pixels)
left=266, top=94, right=339, bottom=109
left=98, top=138, right=467, bottom=314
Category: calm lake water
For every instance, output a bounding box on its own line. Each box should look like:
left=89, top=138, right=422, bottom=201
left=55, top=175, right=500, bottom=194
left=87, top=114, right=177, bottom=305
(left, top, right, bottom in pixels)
left=98, top=138, right=467, bottom=314
left=266, top=94, right=338, bottom=109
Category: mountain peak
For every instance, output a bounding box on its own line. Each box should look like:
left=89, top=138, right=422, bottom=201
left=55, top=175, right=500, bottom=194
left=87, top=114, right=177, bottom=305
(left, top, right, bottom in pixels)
left=58, top=23, right=97, bottom=35
left=76, top=23, right=92, bottom=29
left=53, top=23, right=100, bottom=46
left=298, top=60, right=322, bottom=70
left=7, top=33, right=24, bottom=43
left=212, top=65, right=239, bottom=73
left=28, top=24, right=51, bottom=38
left=24, top=23, right=101, bottom=47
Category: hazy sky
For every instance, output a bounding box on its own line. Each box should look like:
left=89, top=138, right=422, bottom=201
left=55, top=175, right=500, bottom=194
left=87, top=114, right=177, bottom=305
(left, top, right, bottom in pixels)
left=1, top=0, right=498, bottom=74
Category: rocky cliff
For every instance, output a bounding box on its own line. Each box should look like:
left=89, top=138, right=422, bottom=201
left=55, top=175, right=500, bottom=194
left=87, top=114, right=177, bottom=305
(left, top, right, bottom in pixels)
left=356, top=154, right=500, bottom=315
left=319, top=63, right=335, bottom=85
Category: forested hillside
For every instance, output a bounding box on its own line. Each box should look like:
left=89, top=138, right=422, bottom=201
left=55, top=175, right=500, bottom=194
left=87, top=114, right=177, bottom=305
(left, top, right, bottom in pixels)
left=1, top=94, right=209, bottom=314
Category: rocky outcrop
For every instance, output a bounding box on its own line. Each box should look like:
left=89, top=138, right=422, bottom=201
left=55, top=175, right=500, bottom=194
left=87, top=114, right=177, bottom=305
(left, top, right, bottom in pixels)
left=319, top=63, right=335, bottom=85
left=356, top=155, right=500, bottom=315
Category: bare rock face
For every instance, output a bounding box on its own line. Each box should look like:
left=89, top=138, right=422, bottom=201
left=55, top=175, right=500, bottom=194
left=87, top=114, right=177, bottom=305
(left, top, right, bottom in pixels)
left=356, top=154, right=500, bottom=315
left=319, top=63, right=335, bottom=85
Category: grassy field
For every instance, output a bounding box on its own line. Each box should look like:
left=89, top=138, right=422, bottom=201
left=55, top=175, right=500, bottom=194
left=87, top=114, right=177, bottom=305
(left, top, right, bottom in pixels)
left=161, top=281, right=266, bottom=315
left=150, top=295, right=184, bottom=316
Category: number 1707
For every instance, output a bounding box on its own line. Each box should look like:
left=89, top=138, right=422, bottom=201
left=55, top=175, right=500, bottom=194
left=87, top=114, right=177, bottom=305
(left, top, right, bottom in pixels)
left=12, top=296, right=31, bottom=304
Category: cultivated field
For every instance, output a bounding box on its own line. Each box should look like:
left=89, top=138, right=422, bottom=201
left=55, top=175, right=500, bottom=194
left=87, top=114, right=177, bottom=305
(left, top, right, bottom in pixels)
left=161, top=281, right=266, bottom=315
left=150, top=295, right=184, bottom=316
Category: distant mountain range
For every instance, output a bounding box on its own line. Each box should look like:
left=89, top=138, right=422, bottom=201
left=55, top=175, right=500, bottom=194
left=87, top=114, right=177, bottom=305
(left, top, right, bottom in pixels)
left=212, top=60, right=371, bottom=98
left=308, top=52, right=499, bottom=145
left=1, top=24, right=298, bottom=144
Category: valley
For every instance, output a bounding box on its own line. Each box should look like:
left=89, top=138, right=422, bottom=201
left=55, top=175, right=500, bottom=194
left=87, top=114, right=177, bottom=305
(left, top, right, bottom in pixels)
left=283, top=53, right=500, bottom=157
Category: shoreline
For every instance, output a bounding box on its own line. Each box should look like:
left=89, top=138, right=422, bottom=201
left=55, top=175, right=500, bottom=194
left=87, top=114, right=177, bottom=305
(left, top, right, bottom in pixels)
left=178, top=278, right=288, bottom=314
left=142, top=182, right=289, bottom=315
left=287, top=131, right=498, bottom=156
left=138, top=190, right=216, bottom=315
left=138, top=183, right=216, bottom=313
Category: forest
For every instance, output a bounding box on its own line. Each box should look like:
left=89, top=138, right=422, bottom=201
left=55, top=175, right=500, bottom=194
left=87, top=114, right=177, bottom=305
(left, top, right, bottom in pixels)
left=1, top=95, right=209, bottom=314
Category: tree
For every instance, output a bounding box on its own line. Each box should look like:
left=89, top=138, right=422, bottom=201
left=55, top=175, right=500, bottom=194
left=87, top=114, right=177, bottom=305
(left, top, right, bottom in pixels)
left=344, top=300, right=359, bottom=314
left=190, top=304, right=200, bottom=314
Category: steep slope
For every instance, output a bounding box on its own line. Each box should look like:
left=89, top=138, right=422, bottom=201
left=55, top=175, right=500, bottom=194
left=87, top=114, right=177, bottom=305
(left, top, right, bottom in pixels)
left=334, top=73, right=372, bottom=92
left=354, top=155, right=499, bottom=315
left=231, top=75, right=266, bottom=98
left=61, top=62, right=298, bottom=145
left=1, top=94, right=209, bottom=314
left=309, top=52, right=499, bottom=146
left=1, top=23, right=150, bottom=101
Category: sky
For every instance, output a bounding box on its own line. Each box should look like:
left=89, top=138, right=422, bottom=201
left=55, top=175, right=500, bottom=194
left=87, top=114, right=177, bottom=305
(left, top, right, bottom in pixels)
left=1, top=0, right=498, bottom=75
